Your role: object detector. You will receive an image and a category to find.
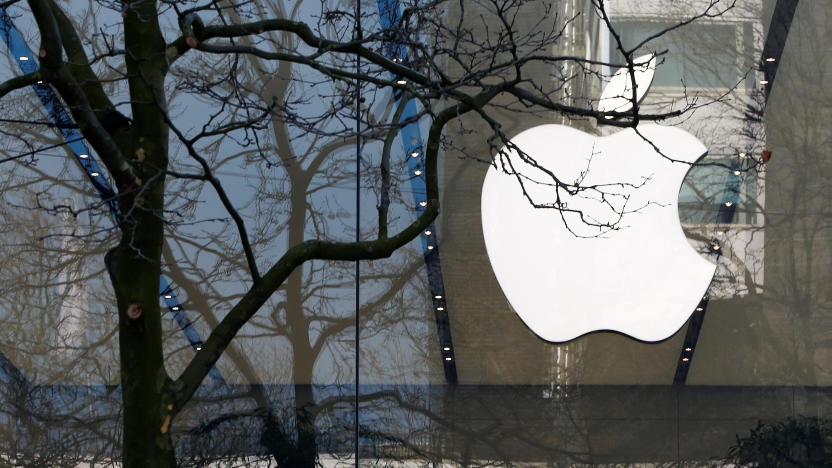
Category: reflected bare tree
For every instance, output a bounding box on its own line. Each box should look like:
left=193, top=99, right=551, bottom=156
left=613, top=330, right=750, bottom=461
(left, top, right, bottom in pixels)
left=0, top=0, right=744, bottom=466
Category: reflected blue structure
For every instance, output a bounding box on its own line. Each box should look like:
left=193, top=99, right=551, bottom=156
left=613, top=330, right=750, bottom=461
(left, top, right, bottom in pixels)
left=0, top=6, right=225, bottom=387
left=377, top=0, right=457, bottom=383
left=2, top=0, right=827, bottom=465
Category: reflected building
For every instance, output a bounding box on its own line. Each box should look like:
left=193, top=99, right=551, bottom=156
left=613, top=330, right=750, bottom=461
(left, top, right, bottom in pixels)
left=55, top=196, right=87, bottom=353
left=0, top=0, right=830, bottom=466
left=435, top=0, right=831, bottom=465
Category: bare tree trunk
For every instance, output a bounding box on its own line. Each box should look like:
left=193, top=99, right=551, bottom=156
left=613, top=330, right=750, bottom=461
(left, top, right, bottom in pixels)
left=107, top=244, right=176, bottom=467
left=113, top=1, right=174, bottom=463
left=294, top=383, right=319, bottom=467
left=285, top=171, right=320, bottom=467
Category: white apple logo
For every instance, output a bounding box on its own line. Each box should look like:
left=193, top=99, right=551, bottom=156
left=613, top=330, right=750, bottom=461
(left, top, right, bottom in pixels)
left=481, top=55, right=716, bottom=342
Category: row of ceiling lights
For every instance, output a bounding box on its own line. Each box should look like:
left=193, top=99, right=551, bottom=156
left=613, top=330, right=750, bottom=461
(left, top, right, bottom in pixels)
left=10, top=36, right=214, bottom=366
left=685, top=55, right=777, bottom=377
left=411, top=147, right=453, bottom=363
left=760, top=56, right=776, bottom=85
left=680, top=295, right=709, bottom=365
left=685, top=53, right=773, bottom=367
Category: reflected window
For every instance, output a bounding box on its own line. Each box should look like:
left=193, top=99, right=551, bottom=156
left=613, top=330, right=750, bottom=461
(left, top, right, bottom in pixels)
left=679, top=157, right=759, bottom=225
left=609, top=20, right=750, bottom=89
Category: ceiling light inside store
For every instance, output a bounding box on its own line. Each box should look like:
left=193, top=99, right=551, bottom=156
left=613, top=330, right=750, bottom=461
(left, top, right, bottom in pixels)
left=765, top=57, right=776, bottom=62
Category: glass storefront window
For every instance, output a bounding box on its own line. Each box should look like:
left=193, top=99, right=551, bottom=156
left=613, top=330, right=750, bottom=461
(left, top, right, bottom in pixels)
left=0, top=0, right=829, bottom=466
left=609, top=21, right=749, bottom=89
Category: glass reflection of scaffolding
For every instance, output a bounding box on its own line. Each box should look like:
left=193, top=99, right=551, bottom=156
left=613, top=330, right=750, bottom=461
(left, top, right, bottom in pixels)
left=55, top=196, right=87, bottom=353
left=545, top=342, right=582, bottom=401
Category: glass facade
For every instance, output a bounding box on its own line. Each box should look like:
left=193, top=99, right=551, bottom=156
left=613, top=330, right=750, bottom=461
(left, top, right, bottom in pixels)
left=0, top=0, right=830, bottom=466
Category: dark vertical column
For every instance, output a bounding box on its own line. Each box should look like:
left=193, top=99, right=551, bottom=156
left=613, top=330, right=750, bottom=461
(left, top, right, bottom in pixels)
left=761, top=0, right=800, bottom=100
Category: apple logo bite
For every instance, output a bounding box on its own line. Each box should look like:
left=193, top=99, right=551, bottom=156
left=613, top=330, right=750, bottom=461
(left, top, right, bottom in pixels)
left=481, top=55, right=716, bottom=342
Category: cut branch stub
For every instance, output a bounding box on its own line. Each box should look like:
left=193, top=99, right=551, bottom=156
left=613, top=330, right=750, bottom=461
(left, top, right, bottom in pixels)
left=127, top=303, right=143, bottom=320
